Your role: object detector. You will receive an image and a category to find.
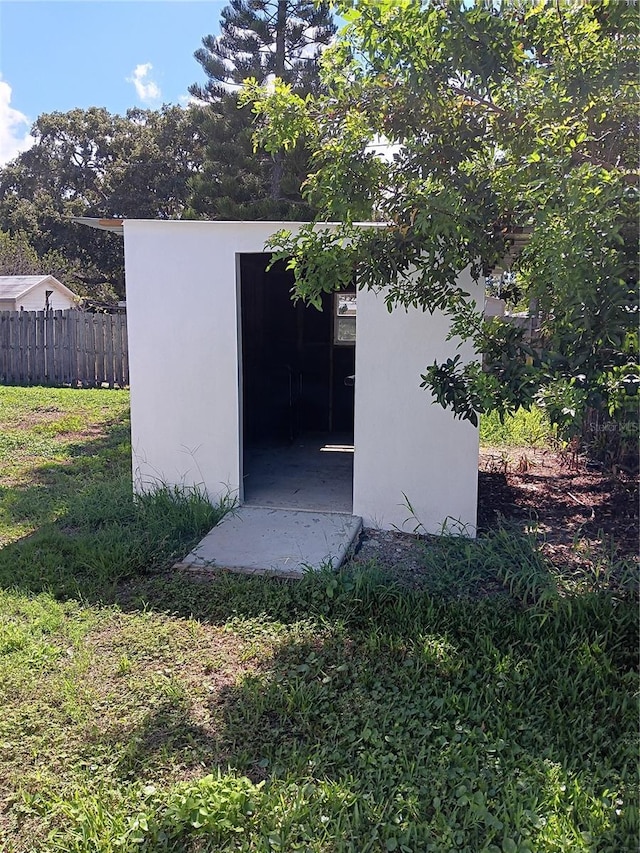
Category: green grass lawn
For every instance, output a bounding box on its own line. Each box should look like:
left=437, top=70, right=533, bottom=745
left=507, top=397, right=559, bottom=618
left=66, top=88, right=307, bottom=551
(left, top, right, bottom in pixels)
left=0, top=387, right=637, bottom=853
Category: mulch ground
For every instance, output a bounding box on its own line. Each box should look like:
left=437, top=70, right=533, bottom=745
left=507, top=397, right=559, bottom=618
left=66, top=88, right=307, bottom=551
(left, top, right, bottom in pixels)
left=477, top=446, right=638, bottom=564
left=350, top=447, right=638, bottom=587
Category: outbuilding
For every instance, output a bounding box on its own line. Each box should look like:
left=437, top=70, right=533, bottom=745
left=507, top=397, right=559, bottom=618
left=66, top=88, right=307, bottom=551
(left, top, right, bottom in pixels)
left=0, top=275, right=80, bottom=312
left=80, top=218, right=480, bottom=538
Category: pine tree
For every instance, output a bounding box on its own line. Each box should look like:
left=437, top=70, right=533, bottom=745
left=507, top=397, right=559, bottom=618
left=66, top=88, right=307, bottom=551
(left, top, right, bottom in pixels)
left=188, top=0, right=335, bottom=219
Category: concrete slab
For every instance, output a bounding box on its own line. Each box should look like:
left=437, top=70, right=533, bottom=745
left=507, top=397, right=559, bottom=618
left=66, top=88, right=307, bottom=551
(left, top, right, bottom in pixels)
left=175, top=506, right=362, bottom=578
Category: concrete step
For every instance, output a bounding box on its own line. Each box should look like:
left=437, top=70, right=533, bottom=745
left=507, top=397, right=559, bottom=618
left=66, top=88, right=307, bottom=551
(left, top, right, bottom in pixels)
left=175, top=506, right=363, bottom=578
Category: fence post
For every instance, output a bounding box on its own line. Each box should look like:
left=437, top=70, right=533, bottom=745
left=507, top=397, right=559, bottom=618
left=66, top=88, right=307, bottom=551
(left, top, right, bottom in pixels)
left=0, top=313, right=6, bottom=382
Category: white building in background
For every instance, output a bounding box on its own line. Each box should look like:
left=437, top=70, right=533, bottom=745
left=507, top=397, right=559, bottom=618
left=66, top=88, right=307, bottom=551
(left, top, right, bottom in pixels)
left=0, top=275, right=80, bottom=312
left=77, top=218, right=481, bottom=535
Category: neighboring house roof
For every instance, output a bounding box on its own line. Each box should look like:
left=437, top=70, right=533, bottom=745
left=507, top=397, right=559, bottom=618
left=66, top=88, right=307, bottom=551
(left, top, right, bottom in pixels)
left=0, top=275, right=79, bottom=301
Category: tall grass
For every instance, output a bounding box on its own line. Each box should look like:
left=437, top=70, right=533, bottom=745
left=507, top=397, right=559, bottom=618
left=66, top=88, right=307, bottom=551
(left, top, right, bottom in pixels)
left=480, top=406, right=556, bottom=447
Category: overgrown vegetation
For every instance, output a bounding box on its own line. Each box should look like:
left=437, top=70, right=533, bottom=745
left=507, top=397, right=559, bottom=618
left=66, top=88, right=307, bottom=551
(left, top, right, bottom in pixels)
left=479, top=406, right=556, bottom=449
left=0, top=387, right=637, bottom=852
left=245, top=0, right=639, bottom=456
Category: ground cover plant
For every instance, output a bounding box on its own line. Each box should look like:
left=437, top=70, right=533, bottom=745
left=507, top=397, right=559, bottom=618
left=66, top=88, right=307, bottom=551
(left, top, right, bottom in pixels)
left=0, top=387, right=637, bottom=852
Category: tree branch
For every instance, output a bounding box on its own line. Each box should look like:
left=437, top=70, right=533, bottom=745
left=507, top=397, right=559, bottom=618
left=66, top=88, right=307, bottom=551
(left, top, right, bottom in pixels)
left=449, top=86, right=510, bottom=118
left=556, top=0, right=573, bottom=56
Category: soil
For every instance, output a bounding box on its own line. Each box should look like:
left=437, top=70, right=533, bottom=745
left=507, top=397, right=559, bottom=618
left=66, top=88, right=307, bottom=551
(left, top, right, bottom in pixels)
left=476, top=446, right=638, bottom=562
left=349, top=446, right=638, bottom=588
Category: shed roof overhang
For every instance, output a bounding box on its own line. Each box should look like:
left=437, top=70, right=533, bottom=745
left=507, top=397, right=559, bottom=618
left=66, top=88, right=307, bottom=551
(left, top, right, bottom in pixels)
left=71, top=218, right=390, bottom=236
left=73, top=217, right=124, bottom=236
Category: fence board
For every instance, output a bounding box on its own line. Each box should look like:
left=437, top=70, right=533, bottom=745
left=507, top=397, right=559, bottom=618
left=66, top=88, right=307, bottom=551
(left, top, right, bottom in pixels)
left=78, top=314, right=89, bottom=385
left=95, top=314, right=105, bottom=385
left=105, top=315, right=114, bottom=386
left=120, top=315, right=129, bottom=387
left=18, top=313, right=27, bottom=384
left=50, top=311, right=60, bottom=385
left=45, top=311, right=53, bottom=384
left=9, top=314, right=16, bottom=383
left=0, top=315, right=5, bottom=379
left=67, top=311, right=77, bottom=385
left=112, top=315, right=121, bottom=386
left=25, top=311, right=35, bottom=382
left=60, top=311, right=70, bottom=384
left=59, top=310, right=68, bottom=385
left=120, top=315, right=128, bottom=386
left=4, top=314, right=12, bottom=382
left=52, top=312, right=59, bottom=383
left=0, top=309, right=128, bottom=387
left=34, top=312, right=44, bottom=382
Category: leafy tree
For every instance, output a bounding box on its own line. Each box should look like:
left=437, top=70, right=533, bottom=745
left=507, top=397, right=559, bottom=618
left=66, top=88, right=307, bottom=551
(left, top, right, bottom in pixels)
left=245, top=0, right=639, bottom=461
left=0, top=229, right=79, bottom=295
left=0, top=106, right=203, bottom=300
left=188, top=0, right=336, bottom=219
left=0, top=230, right=40, bottom=276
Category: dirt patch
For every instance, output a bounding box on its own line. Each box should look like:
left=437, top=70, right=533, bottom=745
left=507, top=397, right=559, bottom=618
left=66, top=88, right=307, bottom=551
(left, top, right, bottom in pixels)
left=349, top=447, right=638, bottom=588
left=477, top=446, right=638, bottom=564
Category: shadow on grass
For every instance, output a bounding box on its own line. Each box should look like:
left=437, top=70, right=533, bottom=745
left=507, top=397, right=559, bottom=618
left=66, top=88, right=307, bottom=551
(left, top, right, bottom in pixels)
left=0, top=414, right=132, bottom=531
left=114, top=697, right=228, bottom=783
left=80, top=616, right=638, bottom=851
left=1, top=424, right=637, bottom=849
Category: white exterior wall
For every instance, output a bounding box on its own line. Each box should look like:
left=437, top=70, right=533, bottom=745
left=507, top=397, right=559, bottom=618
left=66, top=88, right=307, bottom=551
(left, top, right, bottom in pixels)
left=123, top=220, right=306, bottom=502
left=123, top=220, right=479, bottom=533
left=353, top=269, right=481, bottom=534
left=17, top=281, right=77, bottom=312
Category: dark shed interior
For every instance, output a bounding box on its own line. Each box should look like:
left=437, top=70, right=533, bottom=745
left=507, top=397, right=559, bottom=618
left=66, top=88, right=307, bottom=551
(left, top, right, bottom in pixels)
left=240, top=253, right=355, bottom=445
left=239, top=254, right=355, bottom=511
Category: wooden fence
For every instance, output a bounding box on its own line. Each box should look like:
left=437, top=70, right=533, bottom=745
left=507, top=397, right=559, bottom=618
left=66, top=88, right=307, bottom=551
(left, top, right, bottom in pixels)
left=0, top=309, right=128, bottom=387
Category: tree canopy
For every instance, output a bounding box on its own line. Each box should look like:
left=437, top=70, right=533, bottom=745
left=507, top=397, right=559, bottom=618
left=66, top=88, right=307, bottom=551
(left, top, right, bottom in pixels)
left=0, top=230, right=41, bottom=277
left=0, top=106, right=203, bottom=300
left=187, top=0, right=336, bottom=219
left=190, top=0, right=337, bottom=100
left=0, top=229, right=73, bottom=287
left=245, top=0, right=639, bottom=454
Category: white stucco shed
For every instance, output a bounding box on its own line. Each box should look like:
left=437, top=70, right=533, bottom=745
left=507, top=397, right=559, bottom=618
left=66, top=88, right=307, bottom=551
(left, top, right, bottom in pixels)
left=116, top=219, right=480, bottom=535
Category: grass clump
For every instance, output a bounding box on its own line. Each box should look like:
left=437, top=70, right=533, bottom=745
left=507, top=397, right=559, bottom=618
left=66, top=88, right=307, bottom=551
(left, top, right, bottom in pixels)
left=480, top=406, right=556, bottom=448
left=0, top=479, right=231, bottom=599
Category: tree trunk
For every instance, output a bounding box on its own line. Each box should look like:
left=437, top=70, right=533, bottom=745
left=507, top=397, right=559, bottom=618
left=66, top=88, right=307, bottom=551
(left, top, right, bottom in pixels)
left=270, top=0, right=287, bottom=201
left=275, top=0, right=287, bottom=76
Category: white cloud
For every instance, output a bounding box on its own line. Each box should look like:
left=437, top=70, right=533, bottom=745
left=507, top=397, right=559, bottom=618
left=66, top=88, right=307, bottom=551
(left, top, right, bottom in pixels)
left=127, top=63, right=161, bottom=104
left=0, top=77, right=34, bottom=166
left=178, top=93, right=207, bottom=108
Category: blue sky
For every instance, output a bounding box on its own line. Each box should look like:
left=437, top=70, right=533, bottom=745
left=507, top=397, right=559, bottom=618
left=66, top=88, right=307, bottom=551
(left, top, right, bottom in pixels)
left=0, top=0, right=228, bottom=164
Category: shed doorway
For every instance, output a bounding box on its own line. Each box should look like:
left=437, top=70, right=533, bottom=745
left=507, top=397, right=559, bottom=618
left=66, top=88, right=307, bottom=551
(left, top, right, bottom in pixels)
left=239, top=253, right=355, bottom=512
